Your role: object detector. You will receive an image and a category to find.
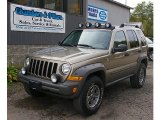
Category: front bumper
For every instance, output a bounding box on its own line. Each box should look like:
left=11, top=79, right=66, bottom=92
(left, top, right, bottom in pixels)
left=19, top=73, right=81, bottom=99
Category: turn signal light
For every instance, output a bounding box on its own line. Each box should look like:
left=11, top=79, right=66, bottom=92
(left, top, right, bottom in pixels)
left=67, top=76, right=83, bottom=81
left=72, top=87, right=78, bottom=93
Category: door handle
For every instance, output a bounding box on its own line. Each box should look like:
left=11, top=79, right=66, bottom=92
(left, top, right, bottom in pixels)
left=124, top=52, right=130, bottom=56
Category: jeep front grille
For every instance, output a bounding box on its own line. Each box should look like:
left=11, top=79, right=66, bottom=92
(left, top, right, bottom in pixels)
left=28, top=59, right=58, bottom=78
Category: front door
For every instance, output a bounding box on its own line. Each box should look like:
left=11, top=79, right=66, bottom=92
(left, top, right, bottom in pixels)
left=106, top=30, right=131, bottom=82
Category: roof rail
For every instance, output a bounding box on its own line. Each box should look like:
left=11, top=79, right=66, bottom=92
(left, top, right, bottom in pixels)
left=120, top=23, right=139, bottom=28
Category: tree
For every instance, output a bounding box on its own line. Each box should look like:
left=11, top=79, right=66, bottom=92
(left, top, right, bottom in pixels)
left=130, top=1, right=153, bottom=37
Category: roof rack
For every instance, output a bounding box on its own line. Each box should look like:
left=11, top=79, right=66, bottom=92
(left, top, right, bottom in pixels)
left=78, top=22, right=115, bottom=30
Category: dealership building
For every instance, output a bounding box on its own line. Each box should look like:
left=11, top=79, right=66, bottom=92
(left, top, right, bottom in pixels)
left=7, top=0, right=132, bottom=67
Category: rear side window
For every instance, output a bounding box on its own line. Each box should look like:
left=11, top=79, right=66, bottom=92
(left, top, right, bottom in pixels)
left=114, top=31, right=127, bottom=48
left=136, top=30, right=146, bottom=46
left=126, top=30, right=139, bottom=48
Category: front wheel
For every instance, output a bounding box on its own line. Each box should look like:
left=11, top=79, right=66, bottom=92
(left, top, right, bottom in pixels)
left=73, top=76, right=104, bottom=116
left=130, top=63, right=146, bottom=88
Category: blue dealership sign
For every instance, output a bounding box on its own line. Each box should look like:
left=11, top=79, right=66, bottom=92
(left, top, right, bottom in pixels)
left=88, top=5, right=108, bottom=22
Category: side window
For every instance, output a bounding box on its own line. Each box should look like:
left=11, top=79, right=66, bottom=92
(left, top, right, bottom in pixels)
left=126, top=30, right=139, bottom=48
left=136, top=30, right=146, bottom=46
left=132, top=30, right=139, bottom=47
left=114, top=31, right=127, bottom=48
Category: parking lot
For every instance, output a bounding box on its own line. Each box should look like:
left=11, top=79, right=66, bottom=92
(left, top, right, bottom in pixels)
left=8, top=62, right=153, bottom=120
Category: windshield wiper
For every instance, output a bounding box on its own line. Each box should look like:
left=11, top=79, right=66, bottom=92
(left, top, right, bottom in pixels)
left=77, top=44, right=95, bottom=49
left=61, top=43, right=75, bottom=47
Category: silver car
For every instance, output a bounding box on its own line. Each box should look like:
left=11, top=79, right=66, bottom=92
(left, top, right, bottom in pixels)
left=145, top=37, right=153, bottom=61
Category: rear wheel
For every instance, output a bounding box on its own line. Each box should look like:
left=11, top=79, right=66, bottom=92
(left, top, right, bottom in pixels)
left=73, top=76, right=104, bottom=116
left=130, top=63, right=146, bottom=88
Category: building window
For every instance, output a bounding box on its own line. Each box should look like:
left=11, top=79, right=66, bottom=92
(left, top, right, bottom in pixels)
left=8, top=0, right=83, bottom=14
left=67, top=0, right=82, bottom=15
left=44, top=0, right=63, bottom=11
left=8, top=0, right=63, bottom=12
left=9, top=0, right=39, bottom=7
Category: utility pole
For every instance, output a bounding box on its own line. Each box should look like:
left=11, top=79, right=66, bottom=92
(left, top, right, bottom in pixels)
left=125, top=0, right=127, bottom=5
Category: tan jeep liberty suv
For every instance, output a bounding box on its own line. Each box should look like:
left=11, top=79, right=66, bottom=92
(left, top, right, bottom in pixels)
left=19, top=22, right=148, bottom=116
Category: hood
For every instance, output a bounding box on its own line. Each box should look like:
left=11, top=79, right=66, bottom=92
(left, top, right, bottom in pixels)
left=30, top=46, right=109, bottom=64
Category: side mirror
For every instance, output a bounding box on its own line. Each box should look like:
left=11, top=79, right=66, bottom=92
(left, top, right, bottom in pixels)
left=112, top=44, right=128, bottom=53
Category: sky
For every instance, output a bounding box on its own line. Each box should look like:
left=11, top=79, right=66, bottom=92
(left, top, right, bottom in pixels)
left=115, top=0, right=153, bottom=8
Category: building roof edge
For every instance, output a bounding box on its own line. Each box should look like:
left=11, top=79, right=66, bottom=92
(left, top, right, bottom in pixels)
left=108, top=0, right=133, bottom=9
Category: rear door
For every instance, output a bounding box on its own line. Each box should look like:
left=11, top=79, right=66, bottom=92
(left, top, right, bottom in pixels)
left=125, top=30, right=142, bottom=74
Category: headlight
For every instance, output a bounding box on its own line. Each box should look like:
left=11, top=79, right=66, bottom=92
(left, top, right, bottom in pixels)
left=61, top=63, right=71, bottom=74
left=24, top=58, right=30, bottom=67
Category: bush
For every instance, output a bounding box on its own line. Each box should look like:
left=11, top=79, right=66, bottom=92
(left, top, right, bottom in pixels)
left=7, top=66, right=19, bottom=83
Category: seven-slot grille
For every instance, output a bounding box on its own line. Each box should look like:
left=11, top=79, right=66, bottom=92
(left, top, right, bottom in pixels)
left=28, top=59, right=58, bottom=78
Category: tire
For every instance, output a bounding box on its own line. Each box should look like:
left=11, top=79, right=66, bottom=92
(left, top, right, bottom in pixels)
left=24, top=84, right=45, bottom=97
left=130, top=63, right=146, bottom=88
left=73, top=76, right=104, bottom=116
left=148, top=51, right=153, bottom=61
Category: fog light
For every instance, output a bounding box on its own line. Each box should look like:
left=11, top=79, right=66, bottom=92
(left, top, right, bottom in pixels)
left=21, top=67, right=26, bottom=75
left=51, top=74, right=58, bottom=83
left=95, top=22, right=101, bottom=28
left=86, top=22, right=92, bottom=28
left=78, top=23, right=83, bottom=28
left=105, top=23, right=111, bottom=28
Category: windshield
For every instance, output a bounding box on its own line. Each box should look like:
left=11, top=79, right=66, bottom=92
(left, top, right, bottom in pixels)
left=145, top=37, right=153, bottom=44
left=61, top=30, right=112, bottom=49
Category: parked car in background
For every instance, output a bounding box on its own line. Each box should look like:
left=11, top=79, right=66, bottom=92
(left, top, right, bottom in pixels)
left=145, top=37, right=153, bottom=61
left=148, top=37, right=153, bottom=42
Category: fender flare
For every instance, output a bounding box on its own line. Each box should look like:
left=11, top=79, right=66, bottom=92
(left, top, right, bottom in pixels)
left=71, top=63, right=106, bottom=98
left=136, top=55, right=148, bottom=72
